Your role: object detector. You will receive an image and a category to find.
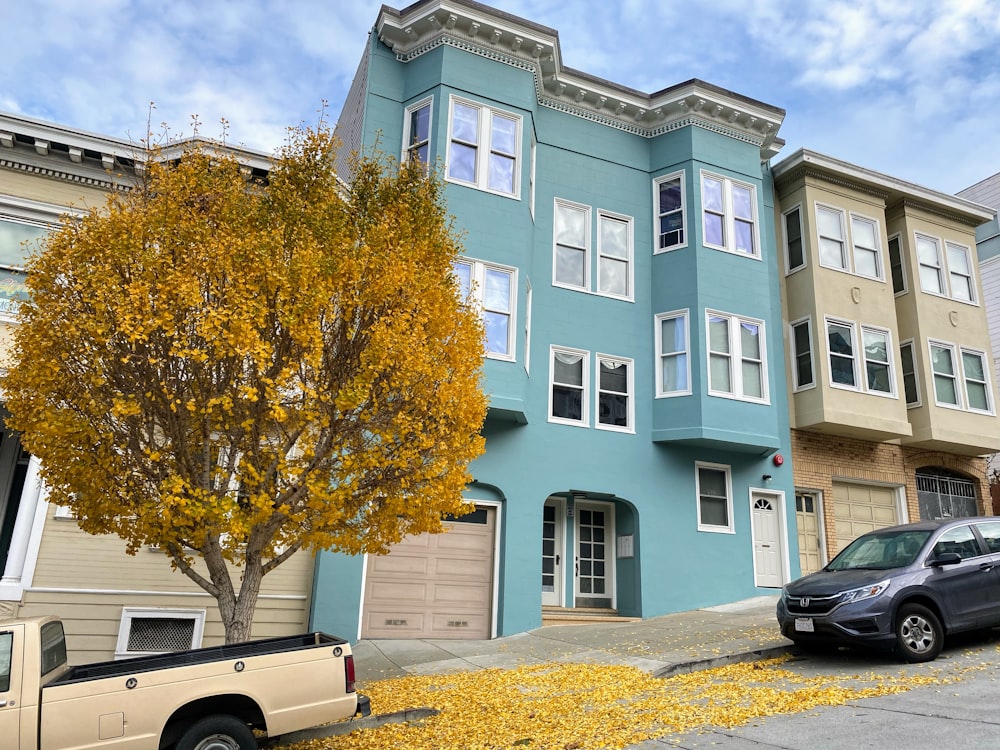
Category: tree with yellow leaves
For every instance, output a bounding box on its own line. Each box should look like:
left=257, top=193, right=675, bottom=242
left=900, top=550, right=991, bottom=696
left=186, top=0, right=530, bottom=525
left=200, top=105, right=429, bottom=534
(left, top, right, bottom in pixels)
left=1, top=126, right=488, bottom=643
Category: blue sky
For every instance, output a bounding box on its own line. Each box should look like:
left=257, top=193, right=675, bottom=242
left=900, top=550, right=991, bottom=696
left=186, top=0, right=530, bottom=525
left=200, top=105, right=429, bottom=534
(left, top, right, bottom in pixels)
left=5, top=0, right=1000, bottom=195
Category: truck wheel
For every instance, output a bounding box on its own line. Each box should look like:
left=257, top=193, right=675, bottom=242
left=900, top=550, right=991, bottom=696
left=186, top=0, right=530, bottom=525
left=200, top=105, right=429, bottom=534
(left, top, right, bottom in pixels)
left=175, top=715, right=257, bottom=750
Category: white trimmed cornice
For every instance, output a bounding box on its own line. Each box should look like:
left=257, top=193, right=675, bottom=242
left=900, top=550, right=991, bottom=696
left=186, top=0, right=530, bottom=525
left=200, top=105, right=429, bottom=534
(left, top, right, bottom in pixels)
left=376, top=0, right=786, bottom=158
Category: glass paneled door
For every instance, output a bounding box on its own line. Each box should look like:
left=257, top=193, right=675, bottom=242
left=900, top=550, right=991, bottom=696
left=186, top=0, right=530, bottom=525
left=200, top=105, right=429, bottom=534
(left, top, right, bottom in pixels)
left=575, top=502, right=613, bottom=608
left=542, top=499, right=564, bottom=606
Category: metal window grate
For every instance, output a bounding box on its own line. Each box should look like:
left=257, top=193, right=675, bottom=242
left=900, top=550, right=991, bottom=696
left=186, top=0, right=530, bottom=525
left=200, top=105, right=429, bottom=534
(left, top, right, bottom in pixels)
left=126, top=617, right=195, bottom=653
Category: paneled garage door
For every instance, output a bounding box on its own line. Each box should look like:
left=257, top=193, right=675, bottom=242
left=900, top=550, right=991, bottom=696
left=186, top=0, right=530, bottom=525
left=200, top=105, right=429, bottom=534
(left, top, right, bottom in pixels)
left=832, top=482, right=899, bottom=555
left=361, top=506, right=496, bottom=640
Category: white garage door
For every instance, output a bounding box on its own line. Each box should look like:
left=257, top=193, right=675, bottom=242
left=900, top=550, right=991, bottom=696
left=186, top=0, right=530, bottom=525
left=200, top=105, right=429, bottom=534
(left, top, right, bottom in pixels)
left=832, top=482, right=899, bottom=555
left=362, top=506, right=496, bottom=640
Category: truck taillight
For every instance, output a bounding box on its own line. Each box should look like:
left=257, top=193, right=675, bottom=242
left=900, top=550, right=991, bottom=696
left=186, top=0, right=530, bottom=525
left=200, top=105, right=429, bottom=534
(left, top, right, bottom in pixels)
left=345, top=654, right=357, bottom=693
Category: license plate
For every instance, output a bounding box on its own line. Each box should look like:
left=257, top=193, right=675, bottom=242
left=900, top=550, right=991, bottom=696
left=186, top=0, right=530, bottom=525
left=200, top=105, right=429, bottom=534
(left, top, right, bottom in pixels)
left=794, top=618, right=815, bottom=633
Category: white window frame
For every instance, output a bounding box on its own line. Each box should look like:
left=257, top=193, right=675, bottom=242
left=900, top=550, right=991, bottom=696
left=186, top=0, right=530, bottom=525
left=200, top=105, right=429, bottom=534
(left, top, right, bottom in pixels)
left=960, top=346, right=994, bottom=414
left=815, top=204, right=847, bottom=271
left=453, top=258, right=517, bottom=362
left=595, top=354, right=634, bottom=433
left=946, top=241, right=977, bottom=304
left=700, top=171, right=760, bottom=259
left=850, top=213, right=883, bottom=280
left=782, top=204, right=805, bottom=274
left=860, top=325, right=895, bottom=397
left=523, top=278, right=532, bottom=375
left=596, top=210, right=633, bottom=301
left=899, top=339, right=921, bottom=408
left=696, top=462, right=734, bottom=534
left=445, top=96, right=522, bottom=198
left=928, top=340, right=961, bottom=409
left=654, top=170, right=687, bottom=253
left=815, top=203, right=884, bottom=280
left=529, top=134, right=537, bottom=220
left=825, top=317, right=859, bottom=391
left=401, top=96, right=433, bottom=166
left=705, top=310, right=769, bottom=403
left=552, top=198, right=591, bottom=291
left=915, top=233, right=945, bottom=296
left=655, top=310, right=691, bottom=397
left=790, top=316, right=815, bottom=392
left=114, top=607, right=206, bottom=660
left=887, top=233, right=907, bottom=295
left=548, top=346, right=589, bottom=427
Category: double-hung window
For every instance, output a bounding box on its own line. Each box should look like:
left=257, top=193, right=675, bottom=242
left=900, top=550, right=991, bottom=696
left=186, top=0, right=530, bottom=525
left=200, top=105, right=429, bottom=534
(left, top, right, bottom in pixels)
left=887, top=234, right=907, bottom=294
left=899, top=341, right=920, bottom=406
left=861, top=326, right=893, bottom=395
left=597, top=212, right=632, bottom=299
left=553, top=200, right=589, bottom=290
left=453, top=259, right=516, bottom=360
left=549, top=347, right=589, bottom=425
left=696, top=463, right=733, bottom=533
left=946, top=242, right=975, bottom=302
left=701, top=173, right=758, bottom=258
left=446, top=97, right=521, bottom=197
left=596, top=355, right=633, bottom=432
left=783, top=206, right=804, bottom=273
left=655, top=171, right=686, bottom=252
left=962, top=348, right=991, bottom=412
left=707, top=311, right=767, bottom=402
left=915, top=233, right=977, bottom=303
left=655, top=310, right=690, bottom=396
left=816, top=205, right=883, bottom=279
left=930, top=342, right=960, bottom=407
left=826, top=319, right=858, bottom=388
left=790, top=318, right=814, bottom=390
left=932, top=342, right=994, bottom=413
left=402, top=98, right=432, bottom=165
left=916, top=234, right=945, bottom=295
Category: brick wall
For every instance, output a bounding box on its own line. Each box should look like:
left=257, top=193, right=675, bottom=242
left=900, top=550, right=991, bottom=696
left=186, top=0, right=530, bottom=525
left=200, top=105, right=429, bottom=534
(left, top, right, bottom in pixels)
left=791, top=429, right=992, bottom=546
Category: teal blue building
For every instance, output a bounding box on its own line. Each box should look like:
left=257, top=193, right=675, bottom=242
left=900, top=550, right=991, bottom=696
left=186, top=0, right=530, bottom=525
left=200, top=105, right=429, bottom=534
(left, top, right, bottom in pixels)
left=312, top=0, right=799, bottom=641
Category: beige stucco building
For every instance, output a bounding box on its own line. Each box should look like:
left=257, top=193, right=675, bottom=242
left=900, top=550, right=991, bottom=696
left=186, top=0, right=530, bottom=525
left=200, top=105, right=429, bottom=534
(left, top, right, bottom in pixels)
left=773, top=150, right=999, bottom=575
left=0, top=112, right=313, bottom=663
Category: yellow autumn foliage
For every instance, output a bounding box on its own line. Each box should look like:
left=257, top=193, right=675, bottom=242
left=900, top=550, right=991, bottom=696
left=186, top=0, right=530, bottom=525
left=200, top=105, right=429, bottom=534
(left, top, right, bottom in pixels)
left=0, top=125, right=487, bottom=641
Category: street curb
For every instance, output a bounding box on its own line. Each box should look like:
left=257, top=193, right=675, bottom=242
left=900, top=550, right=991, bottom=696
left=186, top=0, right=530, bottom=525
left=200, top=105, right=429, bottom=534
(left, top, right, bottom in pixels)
left=273, top=707, right=440, bottom=744
left=653, top=645, right=794, bottom=677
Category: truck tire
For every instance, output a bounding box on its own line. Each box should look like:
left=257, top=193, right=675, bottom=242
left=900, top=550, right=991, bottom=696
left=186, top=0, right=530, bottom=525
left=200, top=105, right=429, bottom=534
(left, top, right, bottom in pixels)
left=175, top=714, right=258, bottom=750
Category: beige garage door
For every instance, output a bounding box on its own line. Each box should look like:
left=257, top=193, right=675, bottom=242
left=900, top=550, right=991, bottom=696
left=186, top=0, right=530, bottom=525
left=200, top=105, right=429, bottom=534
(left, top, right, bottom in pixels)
left=362, top=506, right=495, bottom=640
left=832, top=482, right=899, bottom=555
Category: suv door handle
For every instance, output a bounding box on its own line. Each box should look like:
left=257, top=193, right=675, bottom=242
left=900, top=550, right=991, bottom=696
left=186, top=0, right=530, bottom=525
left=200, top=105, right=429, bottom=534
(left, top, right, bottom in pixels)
left=980, top=563, right=995, bottom=572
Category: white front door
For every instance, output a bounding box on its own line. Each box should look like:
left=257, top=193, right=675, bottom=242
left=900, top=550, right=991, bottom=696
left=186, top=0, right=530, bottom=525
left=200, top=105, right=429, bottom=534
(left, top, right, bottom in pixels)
left=575, top=501, right=614, bottom=608
left=751, top=493, right=782, bottom=588
left=542, top=499, right=564, bottom=606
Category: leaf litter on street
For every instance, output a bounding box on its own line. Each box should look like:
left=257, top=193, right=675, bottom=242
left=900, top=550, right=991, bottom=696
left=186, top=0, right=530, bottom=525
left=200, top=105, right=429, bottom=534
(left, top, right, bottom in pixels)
left=286, top=645, right=999, bottom=750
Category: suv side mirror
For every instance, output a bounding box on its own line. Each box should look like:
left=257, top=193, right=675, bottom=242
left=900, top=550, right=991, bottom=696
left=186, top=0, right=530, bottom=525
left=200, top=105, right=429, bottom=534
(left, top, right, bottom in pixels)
left=929, top=552, right=962, bottom=567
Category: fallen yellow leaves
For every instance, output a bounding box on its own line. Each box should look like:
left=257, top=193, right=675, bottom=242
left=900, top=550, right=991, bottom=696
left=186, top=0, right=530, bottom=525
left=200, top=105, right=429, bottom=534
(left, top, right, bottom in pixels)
left=286, top=656, right=977, bottom=750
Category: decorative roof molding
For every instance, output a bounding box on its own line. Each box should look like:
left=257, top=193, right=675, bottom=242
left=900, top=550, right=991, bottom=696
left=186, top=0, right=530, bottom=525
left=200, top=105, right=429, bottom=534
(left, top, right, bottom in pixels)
left=376, top=0, right=785, bottom=158
left=773, top=149, right=994, bottom=226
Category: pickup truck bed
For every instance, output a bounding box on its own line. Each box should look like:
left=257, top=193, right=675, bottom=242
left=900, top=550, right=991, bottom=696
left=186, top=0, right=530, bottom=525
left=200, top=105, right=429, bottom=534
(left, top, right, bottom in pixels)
left=51, top=632, right=348, bottom=684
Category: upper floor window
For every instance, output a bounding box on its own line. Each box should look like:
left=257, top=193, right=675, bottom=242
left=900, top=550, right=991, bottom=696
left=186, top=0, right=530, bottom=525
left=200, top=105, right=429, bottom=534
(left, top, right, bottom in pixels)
left=701, top=173, right=758, bottom=258
left=596, top=355, right=634, bottom=432
left=655, top=310, right=690, bottom=397
left=696, top=463, right=734, bottom=533
left=655, top=172, right=686, bottom=252
left=549, top=346, right=589, bottom=426
left=790, top=317, right=814, bottom=391
left=861, top=326, right=894, bottom=395
left=402, top=98, right=432, bottom=165
left=816, top=205, right=883, bottom=280
left=827, top=319, right=858, bottom=388
left=928, top=341, right=991, bottom=413
left=1, top=211, right=59, bottom=320
left=553, top=199, right=589, bottom=290
left=900, top=340, right=920, bottom=407
left=446, top=97, right=521, bottom=197
left=916, top=234, right=976, bottom=303
left=888, top=234, right=906, bottom=294
left=783, top=206, right=804, bottom=273
left=707, top=311, right=767, bottom=402
left=453, top=258, right=516, bottom=360
left=553, top=200, right=633, bottom=300
left=827, top=319, right=894, bottom=395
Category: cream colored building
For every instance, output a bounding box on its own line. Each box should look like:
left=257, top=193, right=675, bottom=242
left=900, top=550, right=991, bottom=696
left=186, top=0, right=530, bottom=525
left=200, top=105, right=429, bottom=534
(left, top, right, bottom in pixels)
left=0, top=112, right=313, bottom=663
left=773, top=150, right=999, bottom=575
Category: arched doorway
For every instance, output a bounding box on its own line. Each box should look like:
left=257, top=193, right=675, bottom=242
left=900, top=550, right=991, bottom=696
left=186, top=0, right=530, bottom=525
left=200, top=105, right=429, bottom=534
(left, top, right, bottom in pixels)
left=916, top=467, right=978, bottom=520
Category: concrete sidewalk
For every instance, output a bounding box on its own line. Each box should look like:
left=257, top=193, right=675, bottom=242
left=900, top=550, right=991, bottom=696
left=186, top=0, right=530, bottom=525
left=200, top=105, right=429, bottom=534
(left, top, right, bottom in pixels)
left=352, top=594, right=792, bottom=682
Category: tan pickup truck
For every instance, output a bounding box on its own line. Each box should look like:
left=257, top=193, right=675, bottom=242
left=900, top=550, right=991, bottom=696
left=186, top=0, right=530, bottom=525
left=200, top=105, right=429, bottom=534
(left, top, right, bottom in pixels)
left=1, top=616, right=371, bottom=749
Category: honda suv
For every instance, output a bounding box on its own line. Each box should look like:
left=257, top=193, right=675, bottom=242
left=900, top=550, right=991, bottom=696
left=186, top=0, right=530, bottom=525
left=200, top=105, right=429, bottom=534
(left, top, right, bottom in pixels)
left=777, top=517, right=1000, bottom=662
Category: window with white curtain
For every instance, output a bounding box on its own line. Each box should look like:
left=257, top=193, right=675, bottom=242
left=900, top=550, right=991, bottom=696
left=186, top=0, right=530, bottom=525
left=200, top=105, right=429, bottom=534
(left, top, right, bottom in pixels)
left=596, top=356, right=633, bottom=432
left=707, top=311, right=767, bottom=402
left=655, top=311, right=690, bottom=396
left=549, top=347, right=588, bottom=425
left=553, top=200, right=589, bottom=290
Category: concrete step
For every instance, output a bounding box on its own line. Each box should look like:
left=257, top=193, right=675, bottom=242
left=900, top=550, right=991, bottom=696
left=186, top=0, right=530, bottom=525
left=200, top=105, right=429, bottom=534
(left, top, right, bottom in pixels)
left=541, top=606, right=642, bottom=626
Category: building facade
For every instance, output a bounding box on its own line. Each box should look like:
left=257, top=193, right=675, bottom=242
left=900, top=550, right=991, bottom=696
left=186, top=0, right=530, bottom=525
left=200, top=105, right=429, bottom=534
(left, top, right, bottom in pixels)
left=0, top=112, right=315, bottom=662
left=312, top=0, right=799, bottom=640
left=772, top=151, right=1000, bottom=576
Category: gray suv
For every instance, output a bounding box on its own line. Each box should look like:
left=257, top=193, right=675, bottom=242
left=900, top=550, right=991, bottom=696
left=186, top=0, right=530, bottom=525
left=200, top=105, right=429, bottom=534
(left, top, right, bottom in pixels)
left=777, top=517, right=1000, bottom=662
